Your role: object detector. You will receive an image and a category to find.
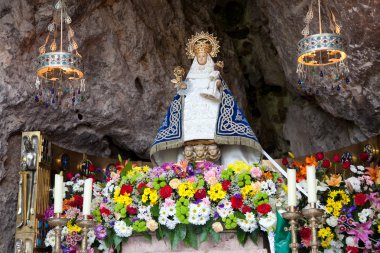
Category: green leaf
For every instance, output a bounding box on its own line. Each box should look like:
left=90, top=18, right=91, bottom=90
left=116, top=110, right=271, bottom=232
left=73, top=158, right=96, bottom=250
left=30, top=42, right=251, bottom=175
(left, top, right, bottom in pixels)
left=151, top=204, right=159, bottom=217
left=199, top=228, right=209, bottom=243
left=237, top=228, right=248, bottom=245
left=121, top=161, right=133, bottom=177
left=234, top=211, right=245, bottom=219
left=185, top=225, right=198, bottom=249
left=156, top=226, right=164, bottom=240
left=169, top=228, right=181, bottom=250
left=118, top=154, right=123, bottom=164
left=104, top=228, right=115, bottom=248
left=142, top=232, right=152, bottom=242
left=249, top=230, right=259, bottom=245
left=113, top=236, right=123, bottom=249
left=209, top=229, right=221, bottom=243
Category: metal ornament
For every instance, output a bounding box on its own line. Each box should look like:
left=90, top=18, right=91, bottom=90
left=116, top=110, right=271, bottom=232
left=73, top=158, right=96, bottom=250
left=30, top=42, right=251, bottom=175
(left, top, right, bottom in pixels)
left=296, top=0, right=350, bottom=93
left=76, top=215, right=96, bottom=253
left=48, top=213, right=68, bottom=253
left=33, top=0, right=87, bottom=109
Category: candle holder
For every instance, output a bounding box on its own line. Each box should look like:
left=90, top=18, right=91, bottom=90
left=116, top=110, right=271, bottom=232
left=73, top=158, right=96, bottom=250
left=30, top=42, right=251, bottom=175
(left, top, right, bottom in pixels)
left=76, top=215, right=96, bottom=253
left=302, top=203, right=324, bottom=253
left=48, top=213, right=68, bottom=253
left=282, top=206, right=302, bottom=253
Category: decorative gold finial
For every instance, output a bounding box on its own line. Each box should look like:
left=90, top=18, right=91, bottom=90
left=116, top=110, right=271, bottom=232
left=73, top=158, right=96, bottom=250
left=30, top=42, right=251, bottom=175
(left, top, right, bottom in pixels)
left=186, top=31, right=220, bottom=59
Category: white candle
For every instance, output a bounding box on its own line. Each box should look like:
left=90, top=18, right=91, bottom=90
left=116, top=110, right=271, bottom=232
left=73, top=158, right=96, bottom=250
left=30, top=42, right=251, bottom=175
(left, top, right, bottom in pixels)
left=54, top=174, right=63, bottom=213
left=306, top=165, right=317, bottom=203
left=83, top=178, right=93, bottom=216
left=287, top=169, right=297, bottom=207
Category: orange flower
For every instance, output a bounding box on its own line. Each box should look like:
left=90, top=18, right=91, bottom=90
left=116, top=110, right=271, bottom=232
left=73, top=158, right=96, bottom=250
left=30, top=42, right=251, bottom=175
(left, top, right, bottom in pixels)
left=63, top=197, right=74, bottom=211
left=325, top=174, right=342, bottom=187
left=366, top=166, right=380, bottom=185
left=305, top=156, right=317, bottom=166
left=175, top=160, right=189, bottom=170
left=291, top=161, right=302, bottom=168
left=262, top=172, right=272, bottom=180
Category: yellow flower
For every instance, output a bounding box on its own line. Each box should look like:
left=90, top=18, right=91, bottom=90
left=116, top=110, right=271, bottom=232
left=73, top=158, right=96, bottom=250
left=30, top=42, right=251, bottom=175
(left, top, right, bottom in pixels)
left=378, top=225, right=380, bottom=233
left=178, top=182, right=195, bottom=198
left=325, top=174, right=342, bottom=187
left=208, top=183, right=226, bottom=202
left=142, top=188, right=158, bottom=205
left=142, top=165, right=150, bottom=173
left=241, top=184, right=255, bottom=199
left=326, top=190, right=350, bottom=217
left=67, top=220, right=81, bottom=233
left=227, top=160, right=251, bottom=173
left=283, top=184, right=288, bottom=193
left=113, top=186, right=133, bottom=206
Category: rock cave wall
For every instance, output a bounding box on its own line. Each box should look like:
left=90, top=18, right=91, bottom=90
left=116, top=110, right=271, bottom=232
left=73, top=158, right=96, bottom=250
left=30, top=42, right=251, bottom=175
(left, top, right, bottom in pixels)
left=0, top=0, right=379, bottom=251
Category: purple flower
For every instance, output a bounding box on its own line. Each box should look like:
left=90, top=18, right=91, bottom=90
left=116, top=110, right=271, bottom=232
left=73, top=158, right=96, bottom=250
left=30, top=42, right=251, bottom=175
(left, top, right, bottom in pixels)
left=95, top=224, right=107, bottom=240
left=44, top=205, right=55, bottom=221
left=214, top=212, right=219, bottom=218
left=102, top=198, right=108, bottom=203
left=235, top=193, right=242, bottom=199
left=347, top=221, right=374, bottom=244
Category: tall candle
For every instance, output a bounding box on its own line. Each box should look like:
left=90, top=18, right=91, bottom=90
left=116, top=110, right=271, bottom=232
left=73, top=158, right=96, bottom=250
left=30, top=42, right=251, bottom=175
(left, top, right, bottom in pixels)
left=287, top=169, right=297, bottom=207
left=83, top=178, right=93, bottom=216
left=307, top=165, right=317, bottom=203
left=54, top=174, right=63, bottom=213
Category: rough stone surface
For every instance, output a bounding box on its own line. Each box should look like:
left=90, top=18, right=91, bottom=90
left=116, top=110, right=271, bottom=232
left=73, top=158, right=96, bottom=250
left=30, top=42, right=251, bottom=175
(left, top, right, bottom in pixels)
left=0, top=0, right=379, bottom=251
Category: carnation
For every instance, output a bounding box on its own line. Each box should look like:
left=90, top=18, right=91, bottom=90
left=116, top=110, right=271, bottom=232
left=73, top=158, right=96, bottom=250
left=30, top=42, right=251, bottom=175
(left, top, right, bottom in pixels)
left=120, top=184, right=133, bottom=195
left=222, top=180, right=231, bottom=191
left=169, top=178, right=181, bottom=189
left=212, top=222, right=223, bottom=233
left=257, top=203, right=271, bottom=215
left=230, top=195, right=243, bottom=209
left=159, top=185, right=173, bottom=199
left=354, top=193, right=367, bottom=206
left=345, top=177, right=362, bottom=192
left=250, top=166, right=262, bottom=178
left=146, top=219, right=158, bottom=232
left=326, top=216, right=338, bottom=227
left=194, top=189, right=207, bottom=199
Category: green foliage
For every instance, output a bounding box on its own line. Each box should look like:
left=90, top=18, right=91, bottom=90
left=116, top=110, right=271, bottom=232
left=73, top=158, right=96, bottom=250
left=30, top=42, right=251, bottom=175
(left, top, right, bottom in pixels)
left=221, top=168, right=234, bottom=181
left=132, top=220, right=147, bottom=232
left=222, top=215, right=237, bottom=229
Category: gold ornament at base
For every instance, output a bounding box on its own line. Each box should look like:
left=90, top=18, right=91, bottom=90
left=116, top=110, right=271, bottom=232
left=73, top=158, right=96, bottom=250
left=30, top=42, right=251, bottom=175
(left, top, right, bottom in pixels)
left=48, top=213, right=68, bottom=253
left=283, top=206, right=302, bottom=253
left=76, top=215, right=96, bottom=253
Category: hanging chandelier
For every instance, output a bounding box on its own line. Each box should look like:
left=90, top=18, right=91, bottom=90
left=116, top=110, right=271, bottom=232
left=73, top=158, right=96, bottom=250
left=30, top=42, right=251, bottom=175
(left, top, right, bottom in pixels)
left=33, top=0, right=86, bottom=108
left=296, top=0, right=350, bottom=92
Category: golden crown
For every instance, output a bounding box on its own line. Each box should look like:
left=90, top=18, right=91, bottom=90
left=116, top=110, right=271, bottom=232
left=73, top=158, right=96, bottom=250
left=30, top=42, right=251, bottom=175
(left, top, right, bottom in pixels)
left=186, top=31, right=220, bottom=59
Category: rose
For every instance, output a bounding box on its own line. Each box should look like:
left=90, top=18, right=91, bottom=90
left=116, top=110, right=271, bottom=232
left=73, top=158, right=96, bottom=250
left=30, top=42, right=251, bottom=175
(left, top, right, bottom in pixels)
left=212, top=222, right=223, bottom=233
left=354, top=193, right=367, bottom=206
left=299, top=227, right=311, bottom=247
left=137, top=183, right=147, bottom=194
left=346, top=247, right=359, bottom=253
left=315, top=152, right=324, bottom=161
left=146, top=220, right=158, bottom=232
left=281, top=158, right=288, bottom=166
left=66, top=172, right=74, bottom=180
left=120, top=184, right=133, bottom=195
left=127, top=205, right=138, bottom=215
left=88, top=164, right=96, bottom=172
left=333, top=154, right=341, bottom=163
left=257, top=203, right=271, bottom=215
left=169, top=178, right=181, bottom=189
left=322, top=159, right=331, bottom=169
left=159, top=185, right=173, bottom=199
left=242, top=206, right=252, bottom=214
left=342, top=161, right=351, bottom=170
left=100, top=207, right=111, bottom=216
left=72, top=195, right=83, bottom=207
left=230, top=195, right=243, bottom=209
left=194, top=189, right=207, bottom=199
left=222, top=180, right=231, bottom=191
left=359, top=152, right=370, bottom=162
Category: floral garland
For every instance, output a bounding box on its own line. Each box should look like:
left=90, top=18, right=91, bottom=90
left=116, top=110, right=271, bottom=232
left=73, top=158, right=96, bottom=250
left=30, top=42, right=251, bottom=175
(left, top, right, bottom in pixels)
left=44, top=160, right=287, bottom=252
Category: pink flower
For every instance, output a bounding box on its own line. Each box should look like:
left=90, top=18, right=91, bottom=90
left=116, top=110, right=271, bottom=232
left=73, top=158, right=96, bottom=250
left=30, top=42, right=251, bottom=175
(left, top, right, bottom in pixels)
left=204, top=170, right=218, bottom=185
left=163, top=198, right=175, bottom=208
left=250, top=166, right=262, bottom=178
left=147, top=182, right=153, bottom=188
left=65, top=207, right=81, bottom=219
left=347, top=221, right=374, bottom=244
left=201, top=197, right=210, bottom=205
left=187, top=176, right=196, bottom=183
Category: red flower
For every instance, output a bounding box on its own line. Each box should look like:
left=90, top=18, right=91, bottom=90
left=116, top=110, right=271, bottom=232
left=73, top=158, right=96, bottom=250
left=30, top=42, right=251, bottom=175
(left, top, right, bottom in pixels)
left=315, top=152, right=324, bottom=161
left=299, top=227, right=311, bottom=247
left=242, top=206, right=251, bottom=214
left=127, top=205, right=138, bottom=215
left=159, top=185, right=173, bottom=199
left=282, top=158, right=289, bottom=166
left=322, top=159, right=331, bottom=169
left=100, top=207, right=111, bottom=216
left=333, top=153, right=341, bottom=163
left=359, top=152, right=370, bottom=162
left=72, top=195, right=83, bottom=207
left=256, top=203, right=271, bottom=215
left=354, top=193, right=367, bottom=206
left=120, top=184, right=133, bottom=195
left=222, top=180, right=231, bottom=191
left=342, top=161, right=351, bottom=170
left=194, top=189, right=207, bottom=199
left=87, top=175, right=96, bottom=182
left=137, top=183, right=147, bottom=194
left=88, top=164, right=96, bottom=172
left=231, top=195, right=243, bottom=209
left=346, top=246, right=359, bottom=253
left=66, top=172, right=74, bottom=181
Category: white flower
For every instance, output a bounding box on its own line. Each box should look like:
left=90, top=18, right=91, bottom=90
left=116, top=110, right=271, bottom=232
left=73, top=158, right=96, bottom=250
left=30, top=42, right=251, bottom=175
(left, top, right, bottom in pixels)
left=212, top=222, right=223, bottom=233
left=137, top=205, right=152, bottom=221
left=345, top=177, right=362, bottom=192
left=260, top=180, right=276, bottom=196
left=346, top=236, right=357, bottom=247
left=158, top=205, right=180, bottom=229
left=146, top=220, right=158, bottom=232
left=237, top=212, right=258, bottom=233
left=326, top=216, right=338, bottom=227
left=114, top=220, right=133, bottom=237
left=217, top=199, right=234, bottom=218
left=358, top=214, right=367, bottom=223
left=188, top=202, right=211, bottom=225
left=361, top=208, right=373, bottom=217
left=44, top=229, right=56, bottom=247
left=258, top=212, right=276, bottom=232
left=87, top=229, right=96, bottom=245
left=330, top=239, right=343, bottom=249
left=98, top=240, right=111, bottom=253
left=317, top=180, right=329, bottom=192
left=350, top=165, right=365, bottom=175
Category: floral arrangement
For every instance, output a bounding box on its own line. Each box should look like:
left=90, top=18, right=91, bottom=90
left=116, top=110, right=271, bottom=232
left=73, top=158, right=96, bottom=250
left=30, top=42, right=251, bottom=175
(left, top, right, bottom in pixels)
left=283, top=151, right=380, bottom=253
left=45, top=159, right=287, bottom=252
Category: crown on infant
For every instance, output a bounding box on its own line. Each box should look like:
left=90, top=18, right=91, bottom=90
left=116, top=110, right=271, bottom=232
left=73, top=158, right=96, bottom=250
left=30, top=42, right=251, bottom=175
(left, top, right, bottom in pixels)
left=186, top=31, right=220, bottom=59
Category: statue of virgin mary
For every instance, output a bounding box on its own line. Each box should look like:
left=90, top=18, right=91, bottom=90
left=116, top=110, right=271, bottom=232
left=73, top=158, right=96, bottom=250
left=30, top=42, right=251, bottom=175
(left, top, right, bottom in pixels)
left=150, top=32, right=262, bottom=165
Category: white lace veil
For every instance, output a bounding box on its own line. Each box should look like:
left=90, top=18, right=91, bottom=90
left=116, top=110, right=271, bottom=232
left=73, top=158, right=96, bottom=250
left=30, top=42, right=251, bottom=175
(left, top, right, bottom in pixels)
left=186, top=54, right=215, bottom=79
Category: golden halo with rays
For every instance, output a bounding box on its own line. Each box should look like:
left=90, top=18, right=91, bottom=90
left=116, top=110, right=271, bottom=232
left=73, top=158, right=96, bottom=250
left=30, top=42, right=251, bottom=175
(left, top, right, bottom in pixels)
left=185, top=31, right=220, bottom=59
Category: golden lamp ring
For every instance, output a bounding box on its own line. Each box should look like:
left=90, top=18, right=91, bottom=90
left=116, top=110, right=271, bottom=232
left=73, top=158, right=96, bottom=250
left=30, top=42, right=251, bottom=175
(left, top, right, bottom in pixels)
left=37, top=52, right=84, bottom=80
left=297, top=33, right=346, bottom=66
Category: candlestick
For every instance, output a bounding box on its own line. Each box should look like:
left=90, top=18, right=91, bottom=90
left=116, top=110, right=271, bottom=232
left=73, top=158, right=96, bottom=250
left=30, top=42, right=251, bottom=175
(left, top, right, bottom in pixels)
left=306, top=165, right=317, bottom=203
left=77, top=215, right=95, bottom=253
left=83, top=178, right=93, bottom=216
left=48, top=213, right=68, bottom=253
left=54, top=174, right=63, bottom=213
left=302, top=202, right=324, bottom=253
left=287, top=169, right=297, bottom=207
left=283, top=206, right=301, bottom=253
